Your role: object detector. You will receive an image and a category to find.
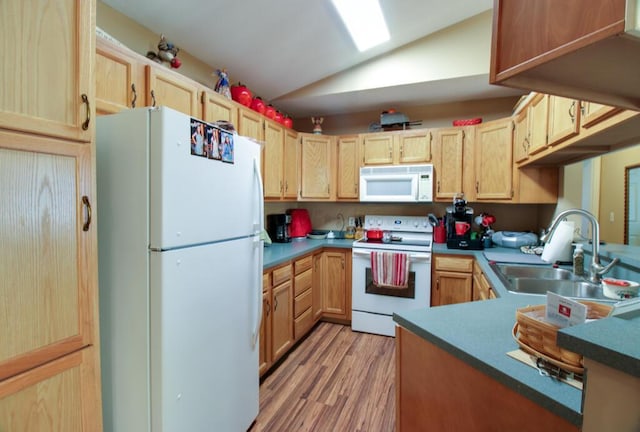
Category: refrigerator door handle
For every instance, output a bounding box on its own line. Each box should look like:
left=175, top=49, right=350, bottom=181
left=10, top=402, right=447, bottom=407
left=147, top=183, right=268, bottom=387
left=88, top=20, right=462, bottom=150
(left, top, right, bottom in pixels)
left=251, top=157, right=264, bottom=348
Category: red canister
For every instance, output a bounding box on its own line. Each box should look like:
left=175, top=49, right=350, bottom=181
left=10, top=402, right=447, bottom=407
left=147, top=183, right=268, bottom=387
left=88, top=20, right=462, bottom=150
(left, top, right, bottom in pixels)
left=434, top=224, right=446, bottom=243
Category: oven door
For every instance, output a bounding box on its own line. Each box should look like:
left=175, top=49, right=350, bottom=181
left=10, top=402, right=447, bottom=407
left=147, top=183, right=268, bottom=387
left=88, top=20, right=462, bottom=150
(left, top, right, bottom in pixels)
left=351, top=248, right=431, bottom=315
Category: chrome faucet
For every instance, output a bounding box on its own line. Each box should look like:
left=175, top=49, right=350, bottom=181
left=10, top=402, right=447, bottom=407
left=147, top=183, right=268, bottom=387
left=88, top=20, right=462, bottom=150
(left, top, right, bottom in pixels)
left=540, top=208, right=619, bottom=284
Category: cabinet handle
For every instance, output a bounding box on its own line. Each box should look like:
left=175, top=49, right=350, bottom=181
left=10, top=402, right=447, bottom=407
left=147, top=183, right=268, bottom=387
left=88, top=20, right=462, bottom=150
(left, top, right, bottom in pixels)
left=341, top=258, right=345, bottom=269
left=274, top=296, right=278, bottom=311
left=475, top=181, right=479, bottom=193
left=580, top=101, right=585, bottom=116
left=280, top=180, right=283, bottom=192
left=266, top=300, right=270, bottom=317
left=81, top=94, right=90, bottom=130
left=284, top=181, right=288, bottom=192
left=131, top=83, right=137, bottom=108
left=389, top=145, right=392, bottom=158
left=151, top=90, right=156, bottom=107
left=400, top=144, right=404, bottom=157
left=82, top=196, right=92, bottom=231
left=569, top=101, right=576, bottom=124
left=437, top=180, right=440, bottom=193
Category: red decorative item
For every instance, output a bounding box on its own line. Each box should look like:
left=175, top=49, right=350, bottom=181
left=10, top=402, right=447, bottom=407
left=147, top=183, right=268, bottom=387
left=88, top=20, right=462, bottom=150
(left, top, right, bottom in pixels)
left=283, top=115, right=293, bottom=129
left=170, top=57, right=182, bottom=69
left=288, top=209, right=312, bottom=238
left=452, top=117, right=482, bottom=126
left=264, top=104, right=276, bottom=119
left=230, top=83, right=252, bottom=107
left=273, top=111, right=284, bottom=124
left=250, top=96, right=266, bottom=114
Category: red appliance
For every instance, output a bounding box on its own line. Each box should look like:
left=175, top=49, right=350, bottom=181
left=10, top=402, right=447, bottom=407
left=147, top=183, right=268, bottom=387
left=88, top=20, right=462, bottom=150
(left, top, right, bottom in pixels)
left=288, top=209, right=312, bottom=238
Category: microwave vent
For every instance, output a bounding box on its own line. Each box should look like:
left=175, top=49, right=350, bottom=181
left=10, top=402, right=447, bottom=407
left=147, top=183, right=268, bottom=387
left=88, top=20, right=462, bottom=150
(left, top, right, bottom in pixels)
left=360, top=164, right=432, bottom=175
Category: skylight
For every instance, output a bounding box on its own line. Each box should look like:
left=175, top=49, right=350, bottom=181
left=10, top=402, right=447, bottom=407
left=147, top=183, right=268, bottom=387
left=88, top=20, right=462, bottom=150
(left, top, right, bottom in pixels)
left=331, top=0, right=390, bottom=52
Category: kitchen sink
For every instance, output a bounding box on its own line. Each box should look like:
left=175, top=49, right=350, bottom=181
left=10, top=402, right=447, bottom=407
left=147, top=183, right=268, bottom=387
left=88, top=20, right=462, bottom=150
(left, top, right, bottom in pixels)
left=490, top=263, right=614, bottom=302
left=494, top=264, right=577, bottom=280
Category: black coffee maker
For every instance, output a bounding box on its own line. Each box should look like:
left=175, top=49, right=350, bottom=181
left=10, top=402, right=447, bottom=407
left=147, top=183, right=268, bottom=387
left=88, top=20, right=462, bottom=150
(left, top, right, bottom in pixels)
left=267, top=214, right=291, bottom=243
left=445, top=194, right=483, bottom=250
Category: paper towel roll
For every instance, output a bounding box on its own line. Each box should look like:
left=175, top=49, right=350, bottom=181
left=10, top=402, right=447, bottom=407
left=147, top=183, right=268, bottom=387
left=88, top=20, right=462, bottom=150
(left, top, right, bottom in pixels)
left=541, top=221, right=575, bottom=263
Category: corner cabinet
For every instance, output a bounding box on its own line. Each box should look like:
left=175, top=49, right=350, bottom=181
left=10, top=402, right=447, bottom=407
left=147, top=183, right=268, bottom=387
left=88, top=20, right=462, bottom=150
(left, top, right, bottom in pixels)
left=0, top=0, right=102, bottom=430
left=431, top=255, right=473, bottom=306
left=299, top=133, right=335, bottom=201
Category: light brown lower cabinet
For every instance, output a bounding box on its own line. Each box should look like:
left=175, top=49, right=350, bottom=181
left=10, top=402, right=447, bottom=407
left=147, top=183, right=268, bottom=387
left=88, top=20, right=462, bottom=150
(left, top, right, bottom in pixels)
left=260, top=263, right=293, bottom=376
left=396, top=326, right=579, bottom=432
left=0, top=347, right=101, bottom=431
left=321, top=249, right=352, bottom=322
left=431, top=255, right=474, bottom=306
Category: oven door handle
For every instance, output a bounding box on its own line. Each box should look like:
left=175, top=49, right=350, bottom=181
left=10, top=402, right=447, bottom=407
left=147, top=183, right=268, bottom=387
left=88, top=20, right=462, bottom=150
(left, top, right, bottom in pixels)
left=353, top=249, right=431, bottom=262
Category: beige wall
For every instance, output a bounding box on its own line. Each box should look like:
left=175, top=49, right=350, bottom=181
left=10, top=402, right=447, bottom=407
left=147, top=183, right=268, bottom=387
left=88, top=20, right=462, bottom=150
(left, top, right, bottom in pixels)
left=599, top=145, right=640, bottom=243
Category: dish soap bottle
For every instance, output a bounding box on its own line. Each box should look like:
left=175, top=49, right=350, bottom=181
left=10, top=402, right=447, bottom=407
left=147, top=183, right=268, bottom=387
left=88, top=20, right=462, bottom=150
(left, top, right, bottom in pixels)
left=573, top=244, right=585, bottom=276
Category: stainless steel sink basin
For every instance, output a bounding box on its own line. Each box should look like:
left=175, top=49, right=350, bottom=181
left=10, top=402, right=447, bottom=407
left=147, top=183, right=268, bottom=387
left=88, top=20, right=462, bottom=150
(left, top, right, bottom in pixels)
left=507, top=278, right=609, bottom=300
left=489, top=263, right=614, bottom=301
left=495, top=264, right=577, bottom=280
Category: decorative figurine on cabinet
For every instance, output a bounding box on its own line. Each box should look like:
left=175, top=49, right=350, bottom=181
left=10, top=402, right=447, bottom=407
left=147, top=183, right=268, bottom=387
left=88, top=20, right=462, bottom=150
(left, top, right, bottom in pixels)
left=146, top=34, right=181, bottom=68
left=214, top=69, right=232, bottom=100
left=311, top=116, right=324, bottom=134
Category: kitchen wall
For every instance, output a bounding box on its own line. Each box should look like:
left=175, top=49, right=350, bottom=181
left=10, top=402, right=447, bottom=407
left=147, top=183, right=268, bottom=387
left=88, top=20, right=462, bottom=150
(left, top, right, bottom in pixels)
left=266, top=201, right=555, bottom=235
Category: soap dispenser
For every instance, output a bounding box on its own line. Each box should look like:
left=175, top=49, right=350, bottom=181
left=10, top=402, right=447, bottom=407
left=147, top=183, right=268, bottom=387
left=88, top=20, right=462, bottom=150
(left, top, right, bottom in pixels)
left=573, top=244, right=585, bottom=276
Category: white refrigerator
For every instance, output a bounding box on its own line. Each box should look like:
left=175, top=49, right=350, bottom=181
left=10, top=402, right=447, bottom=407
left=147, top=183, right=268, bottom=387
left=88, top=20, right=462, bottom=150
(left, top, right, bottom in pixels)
left=96, top=107, right=263, bottom=432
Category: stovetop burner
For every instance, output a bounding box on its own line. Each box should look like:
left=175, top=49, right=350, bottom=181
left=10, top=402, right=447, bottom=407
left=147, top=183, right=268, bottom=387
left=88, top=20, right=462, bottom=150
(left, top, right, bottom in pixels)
left=352, top=215, right=433, bottom=252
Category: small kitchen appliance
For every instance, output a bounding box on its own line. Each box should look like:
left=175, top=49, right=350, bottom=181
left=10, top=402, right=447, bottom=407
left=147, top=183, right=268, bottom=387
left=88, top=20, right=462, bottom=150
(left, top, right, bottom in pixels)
left=287, top=208, right=312, bottom=238
left=267, top=213, right=291, bottom=243
left=445, top=194, right=483, bottom=250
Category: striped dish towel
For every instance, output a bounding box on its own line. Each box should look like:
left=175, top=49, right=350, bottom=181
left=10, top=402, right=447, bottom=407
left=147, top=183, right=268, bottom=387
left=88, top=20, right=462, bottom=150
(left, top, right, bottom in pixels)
left=371, top=251, right=410, bottom=289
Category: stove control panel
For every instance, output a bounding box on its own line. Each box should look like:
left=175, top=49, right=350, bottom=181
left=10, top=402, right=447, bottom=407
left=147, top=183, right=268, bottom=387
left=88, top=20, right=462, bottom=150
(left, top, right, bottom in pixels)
left=363, top=215, right=433, bottom=233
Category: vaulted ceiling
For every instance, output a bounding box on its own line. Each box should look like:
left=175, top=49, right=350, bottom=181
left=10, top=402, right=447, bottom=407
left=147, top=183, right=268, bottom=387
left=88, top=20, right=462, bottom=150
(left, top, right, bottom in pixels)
left=101, top=0, right=524, bottom=117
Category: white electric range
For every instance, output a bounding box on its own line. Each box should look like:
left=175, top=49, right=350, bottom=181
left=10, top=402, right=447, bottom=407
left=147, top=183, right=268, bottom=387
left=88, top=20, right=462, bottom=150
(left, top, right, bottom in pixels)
left=351, top=215, right=433, bottom=337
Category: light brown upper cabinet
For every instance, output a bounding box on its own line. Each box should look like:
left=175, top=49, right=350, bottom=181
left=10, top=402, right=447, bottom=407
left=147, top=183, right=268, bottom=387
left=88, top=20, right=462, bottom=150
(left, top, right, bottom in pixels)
left=146, top=64, right=200, bottom=117
left=547, top=95, right=580, bottom=146
left=238, top=107, right=264, bottom=142
left=299, top=133, right=335, bottom=201
left=263, top=120, right=286, bottom=199
left=282, top=129, right=299, bottom=200
left=336, top=135, right=361, bottom=200
left=361, top=130, right=431, bottom=166
left=0, top=0, right=94, bottom=143
left=96, top=38, right=143, bottom=115
left=474, top=119, right=514, bottom=200
left=201, top=90, right=238, bottom=126
left=433, top=127, right=466, bottom=201
left=490, top=0, right=640, bottom=111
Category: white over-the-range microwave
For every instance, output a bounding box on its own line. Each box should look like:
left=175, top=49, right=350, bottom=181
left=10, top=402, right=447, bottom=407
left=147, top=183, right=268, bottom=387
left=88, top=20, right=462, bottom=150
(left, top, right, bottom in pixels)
left=359, top=164, right=433, bottom=202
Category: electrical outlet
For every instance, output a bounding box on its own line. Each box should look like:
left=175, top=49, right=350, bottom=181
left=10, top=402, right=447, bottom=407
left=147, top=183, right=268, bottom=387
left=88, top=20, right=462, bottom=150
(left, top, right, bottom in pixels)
left=610, top=211, right=615, bottom=222
left=348, top=216, right=356, bottom=226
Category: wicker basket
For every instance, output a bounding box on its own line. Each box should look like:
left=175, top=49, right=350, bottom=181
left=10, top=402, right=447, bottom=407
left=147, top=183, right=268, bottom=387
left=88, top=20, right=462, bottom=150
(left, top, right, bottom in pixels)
left=513, top=301, right=612, bottom=374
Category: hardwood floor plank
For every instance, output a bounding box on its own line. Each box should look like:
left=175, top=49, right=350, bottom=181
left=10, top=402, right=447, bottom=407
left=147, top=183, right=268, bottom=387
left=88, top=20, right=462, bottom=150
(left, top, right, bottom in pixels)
left=250, top=323, right=396, bottom=432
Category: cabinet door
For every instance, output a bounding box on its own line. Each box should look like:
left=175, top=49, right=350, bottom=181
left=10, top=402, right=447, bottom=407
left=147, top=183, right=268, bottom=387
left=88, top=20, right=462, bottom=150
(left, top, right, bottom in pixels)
left=336, top=135, right=360, bottom=200
left=283, top=129, right=299, bottom=200
left=238, top=108, right=263, bottom=141
left=146, top=65, right=199, bottom=117
left=527, top=94, right=549, bottom=155
left=201, top=90, right=238, bottom=126
left=263, top=121, right=285, bottom=199
left=398, top=130, right=431, bottom=164
left=434, top=128, right=465, bottom=200
left=322, top=251, right=349, bottom=319
left=0, top=347, right=101, bottom=431
left=0, top=133, right=96, bottom=382
left=0, top=0, right=94, bottom=142
left=271, top=281, right=293, bottom=362
left=548, top=96, right=580, bottom=146
left=96, top=39, right=140, bottom=115
left=259, top=289, right=271, bottom=376
left=474, top=119, right=514, bottom=200
left=513, top=109, right=530, bottom=164
left=581, top=102, right=622, bottom=128
left=312, top=253, right=323, bottom=322
left=361, top=133, right=395, bottom=165
left=299, top=134, right=334, bottom=200
left=433, top=271, right=472, bottom=306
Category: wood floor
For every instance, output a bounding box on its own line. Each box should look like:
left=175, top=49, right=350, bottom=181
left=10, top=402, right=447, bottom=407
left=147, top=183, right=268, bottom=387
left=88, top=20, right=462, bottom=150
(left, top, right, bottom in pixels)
left=249, top=322, right=396, bottom=432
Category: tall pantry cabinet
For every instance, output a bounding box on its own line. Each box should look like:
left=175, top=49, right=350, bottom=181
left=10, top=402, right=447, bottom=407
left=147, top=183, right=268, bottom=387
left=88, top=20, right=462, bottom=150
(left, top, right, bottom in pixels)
left=0, top=1, right=102, bottom=431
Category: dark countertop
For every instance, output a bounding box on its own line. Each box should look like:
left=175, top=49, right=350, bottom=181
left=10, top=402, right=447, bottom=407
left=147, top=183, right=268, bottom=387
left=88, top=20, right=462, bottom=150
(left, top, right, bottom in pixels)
left=264, top=239, right=640, bottom=427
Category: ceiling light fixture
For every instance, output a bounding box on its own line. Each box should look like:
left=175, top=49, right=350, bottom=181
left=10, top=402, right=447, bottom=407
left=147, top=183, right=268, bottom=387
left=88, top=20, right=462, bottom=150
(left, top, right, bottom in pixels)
left=331, top=0, right=390, bottom=52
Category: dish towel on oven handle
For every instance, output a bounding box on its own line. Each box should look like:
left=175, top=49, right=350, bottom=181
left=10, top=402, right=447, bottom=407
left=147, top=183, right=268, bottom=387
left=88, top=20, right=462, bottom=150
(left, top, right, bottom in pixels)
left=371, top=251, right=410, bottom=289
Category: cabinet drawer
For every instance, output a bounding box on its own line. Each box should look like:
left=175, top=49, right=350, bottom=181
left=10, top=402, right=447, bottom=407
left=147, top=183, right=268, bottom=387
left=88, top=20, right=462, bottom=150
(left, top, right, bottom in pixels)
left=294, top=288, right=312, bottom=318
left=294, top=255, right=312, bottom=275
left=294, top=307, right=313, bottom=339
left=435, top=256, right=473, bottom=273
left=294, top=268, right=312, bottom=297
left=272, top=264, right=292, bottom=286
